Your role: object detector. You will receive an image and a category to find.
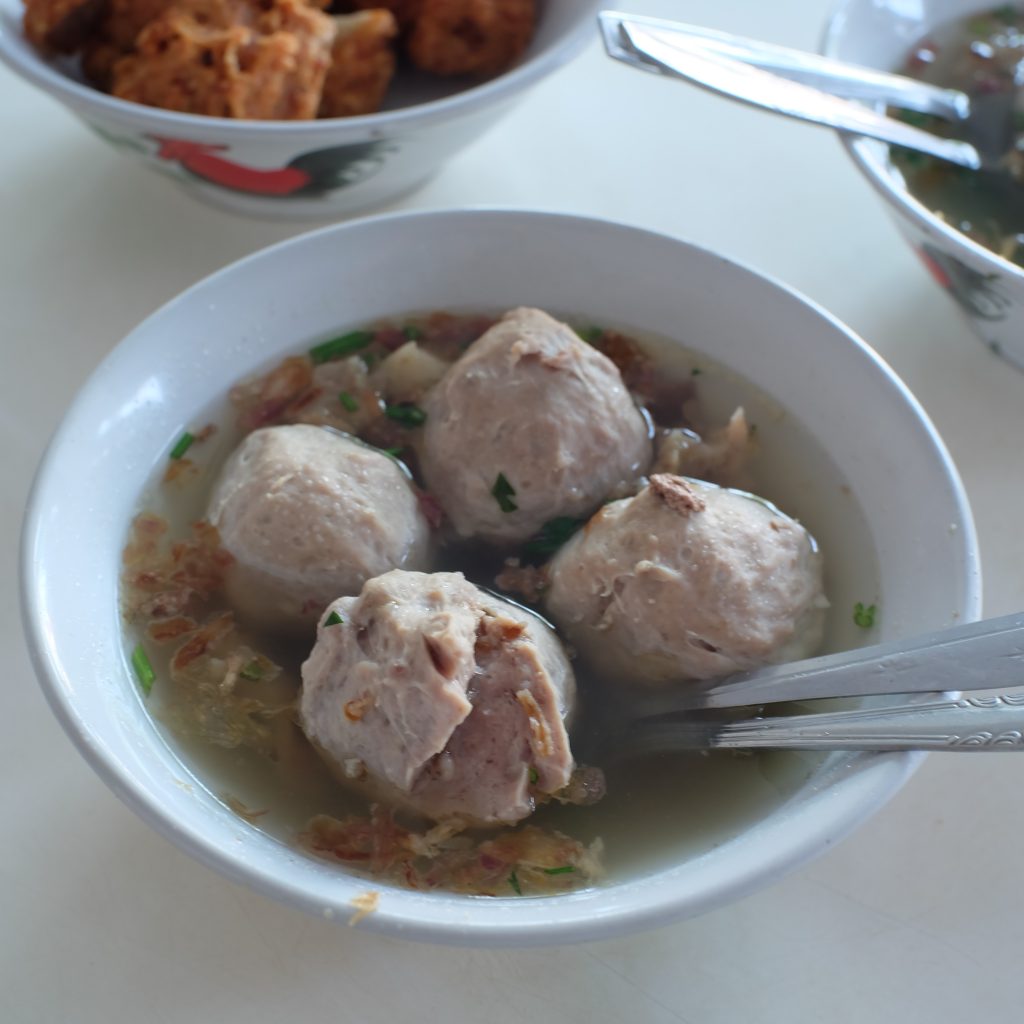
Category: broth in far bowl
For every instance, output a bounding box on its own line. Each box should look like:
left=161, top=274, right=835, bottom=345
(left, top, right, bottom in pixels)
left=824, top=0, right=1024, bottom=368
left=20, top=209, right=980, bottom=945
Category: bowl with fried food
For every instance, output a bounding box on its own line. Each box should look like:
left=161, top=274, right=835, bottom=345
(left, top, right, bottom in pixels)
left=0, top=0, right=596, bottom=218
left=21, top=208, right=980, bottom=945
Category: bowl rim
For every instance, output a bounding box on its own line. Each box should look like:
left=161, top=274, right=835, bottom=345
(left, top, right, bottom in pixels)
left=19, top=207, right=983, bottom=945
left=0, top=0, right=597, bottom=137
left=821, top=0, right=1024, bottom=285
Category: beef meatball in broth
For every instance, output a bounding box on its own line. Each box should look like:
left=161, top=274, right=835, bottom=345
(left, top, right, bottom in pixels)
left=299, top=570, right=576, bottom=825
left=207, top=424, right=431, bottom=633
left=419, top=307, right=653, bottom=543
left=545, top=474, right=827, bottom=685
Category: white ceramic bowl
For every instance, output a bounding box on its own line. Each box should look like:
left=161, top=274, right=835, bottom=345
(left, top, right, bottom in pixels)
left=0, top=0, right=596, bottom=219
left=824, top=0, right=1024, bottom=368
left=20, top=209, right=981, bottom=946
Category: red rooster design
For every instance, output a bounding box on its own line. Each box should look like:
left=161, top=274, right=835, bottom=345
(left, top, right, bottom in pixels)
left=150, top=137, right=388, bottom=197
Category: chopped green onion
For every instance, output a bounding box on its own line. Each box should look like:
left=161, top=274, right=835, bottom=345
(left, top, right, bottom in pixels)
left=576, top=326, right=604, bottom=344
left=309, top=330, right=374, bottom=365
left=382, top=447, right=404, bottom=458
left=169, top=432, right=195, bottom=460
left=523, top=517, right=584, bottom=557
left=691, top=367, right=702, bottom=376
left=239, top=660, right=264, bottom=681
left=384, top=403, right=427, bottom=428
left=528, top=767, right=539, bottom=785
left=325, top=610, right=344, bottom=627
left=492, top=473, right=518, bottom=513
left=508, top=870, right=522, bottom=896
left=543, top=865, right=575, bottom=876
left=402, top=324, right=424, bottom=341
left=894, top=147, right=927, bottom=169
left=896, top=109, right=931, bottom=130
left=853, top=602, right=877, bottom=628
left=359, top=351, right=378, bottom=370
left=338, top=391, right=360, bottom=413
left=131, top=643, right=155, bottom=695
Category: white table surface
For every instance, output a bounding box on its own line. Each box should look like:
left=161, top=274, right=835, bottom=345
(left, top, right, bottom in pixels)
left=4, top=1, right=1024, bottom=1020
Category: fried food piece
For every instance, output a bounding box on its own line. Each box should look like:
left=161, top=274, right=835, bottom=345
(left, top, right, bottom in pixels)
left=111, top=0, right=335, bottom=119
left=80, top=0, right=176, bottom=86
left=81, top=38, right=122, bottom=88
left=319, top=9, right=397, bottom=118
left=347, top=0, right=420, bottom=29
left=23, top=0, right=105, bottom=53
left=104, top=0, right=175, bottom=47
left=406, top=0, right=534, bottom=77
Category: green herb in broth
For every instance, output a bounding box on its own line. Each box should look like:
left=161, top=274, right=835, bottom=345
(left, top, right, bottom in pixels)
left=853, top=602, right=878, bottom=628
left=491, top=472, right=518, bottom=513
left=120, top=311, right=880, bottom=894
left=169, top=432, right=195, bottom=460
left=131, top=643, right=156, bottom=695
left=383, top=402, right=427, bottom=427
left=891, top=4, right=1024, bottom=267
left=522, top=516, right=586, bottom=558
left=309, top=330, right=375, bottom=365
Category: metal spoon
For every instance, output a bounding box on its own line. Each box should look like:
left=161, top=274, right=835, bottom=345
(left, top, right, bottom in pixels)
left=598, top=11, right=1016, bottom=172
left=581, top=610, right=1024, bottom=759
left=617, top=693, right=1024, bottom=757
left=626, top=611, right=1024, bottom=712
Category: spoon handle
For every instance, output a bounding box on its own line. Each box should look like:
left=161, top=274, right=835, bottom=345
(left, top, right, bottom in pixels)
left=598, top=11, right=969, bottom=119
left=647, top=612, right=1024, bottom=712
left=629, top=694, right=1024, bottom=754
left=604, top=18, right=981, bottom=170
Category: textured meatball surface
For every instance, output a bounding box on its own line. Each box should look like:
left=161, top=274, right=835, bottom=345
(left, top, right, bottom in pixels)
left=207, top=424, right=431, bottom=631
left=300, top=570, right=576, bottom=824
left=419, top=307, right=653, bottom=544
left=545, top=475, right=827, bottom=685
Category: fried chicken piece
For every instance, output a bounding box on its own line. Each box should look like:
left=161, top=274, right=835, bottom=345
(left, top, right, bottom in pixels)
left=81, top=38, right=122, bottom=88
left=347, top=0, right=420, bottom=30
left=406, top=0, right=534, bottom=78
left=111, top=0, right=335, bottom=119
left=80, top=0, right=176, bottom=87
left=319, top=9, right=397, bottom=118
left=23, top=0, right=105, bottom=53
left=105, top=0, right=175, bottom=46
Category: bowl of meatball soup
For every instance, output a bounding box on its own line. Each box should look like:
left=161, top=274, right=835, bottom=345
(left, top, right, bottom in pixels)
left=20, top=208, right=980, bottom=945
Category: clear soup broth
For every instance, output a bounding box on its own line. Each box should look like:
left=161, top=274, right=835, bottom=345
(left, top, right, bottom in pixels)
left=123, top=311, right=879, bottom=891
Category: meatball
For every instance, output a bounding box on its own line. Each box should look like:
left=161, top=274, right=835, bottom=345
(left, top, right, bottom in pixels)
left=299, top=570, right=576, bottom=825
left=419, top=307, right=653, bottom=544
left=111, top=0, right=335, bottom=119
left=545, top=474, right=827, bottom=685
left=206, top=424, right=431, bottom=632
